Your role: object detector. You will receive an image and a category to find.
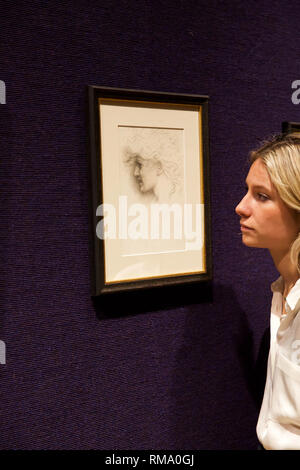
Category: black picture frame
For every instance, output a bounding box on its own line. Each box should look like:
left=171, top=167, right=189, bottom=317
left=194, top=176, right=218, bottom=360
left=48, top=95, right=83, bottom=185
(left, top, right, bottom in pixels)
left=87, top=86, right=212, bottom=295
left=282, top=121, right=300, bottom=133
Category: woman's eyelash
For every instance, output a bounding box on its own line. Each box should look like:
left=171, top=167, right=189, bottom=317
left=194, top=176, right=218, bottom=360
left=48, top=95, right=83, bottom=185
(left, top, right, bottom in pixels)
left=257, top=193, right=269, bottom=201
left=244, top=187, right=269, bottom=200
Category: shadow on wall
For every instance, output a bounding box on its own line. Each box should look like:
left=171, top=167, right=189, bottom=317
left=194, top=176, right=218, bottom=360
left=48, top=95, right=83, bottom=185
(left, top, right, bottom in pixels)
left=91, top=279, right=269, bottom=450
left=92, top=280, right=213, bottom=319
left=169, top=283, right=269, bottom=450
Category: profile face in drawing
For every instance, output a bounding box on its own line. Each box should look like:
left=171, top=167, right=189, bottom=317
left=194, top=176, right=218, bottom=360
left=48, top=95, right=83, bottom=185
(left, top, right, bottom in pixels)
left=121, top=128, right=184, bottom=204
left=133, top=154, right=163, bottom=194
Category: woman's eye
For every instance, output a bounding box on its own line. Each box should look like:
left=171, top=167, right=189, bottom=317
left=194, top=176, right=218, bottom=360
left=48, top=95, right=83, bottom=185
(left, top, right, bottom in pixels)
left=257, top=193, right=269, bottom=201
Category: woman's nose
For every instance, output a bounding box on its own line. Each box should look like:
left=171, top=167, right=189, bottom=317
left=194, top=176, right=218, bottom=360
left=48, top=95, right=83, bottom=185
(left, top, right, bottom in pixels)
left=134, top=165, right=139, bottom=176
left=235, top=195, right=250, bottom=217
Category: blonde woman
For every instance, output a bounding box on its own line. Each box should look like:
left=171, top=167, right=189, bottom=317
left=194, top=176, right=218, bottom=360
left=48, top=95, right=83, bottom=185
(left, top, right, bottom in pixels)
left=235, top=133, right=300, bottom=450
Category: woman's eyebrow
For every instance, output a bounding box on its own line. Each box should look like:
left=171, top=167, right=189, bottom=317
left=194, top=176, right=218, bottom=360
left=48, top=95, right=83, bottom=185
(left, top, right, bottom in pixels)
left=245, top=180, right=271, bottom=192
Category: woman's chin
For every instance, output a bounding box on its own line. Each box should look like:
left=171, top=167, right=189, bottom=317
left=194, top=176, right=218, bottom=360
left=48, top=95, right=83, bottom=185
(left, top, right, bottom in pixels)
left=241, top=234, right=261, bottom=247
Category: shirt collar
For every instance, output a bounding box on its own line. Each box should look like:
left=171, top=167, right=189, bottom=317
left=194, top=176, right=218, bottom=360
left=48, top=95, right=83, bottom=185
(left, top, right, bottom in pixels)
left=271, top=275, right=300, bottom=312
left=271, top=275, right=284, bottom=294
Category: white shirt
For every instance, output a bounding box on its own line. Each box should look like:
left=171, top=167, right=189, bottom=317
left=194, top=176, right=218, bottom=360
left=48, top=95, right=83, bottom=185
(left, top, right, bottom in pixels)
left=257, top=275, right=300, bottom=450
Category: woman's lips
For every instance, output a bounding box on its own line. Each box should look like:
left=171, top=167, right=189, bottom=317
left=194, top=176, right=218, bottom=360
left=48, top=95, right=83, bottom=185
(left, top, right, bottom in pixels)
left=240, top=224, right=254, bottom=231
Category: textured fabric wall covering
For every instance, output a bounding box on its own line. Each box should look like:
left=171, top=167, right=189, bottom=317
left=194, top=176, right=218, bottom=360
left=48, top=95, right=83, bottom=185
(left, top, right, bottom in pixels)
left=1, top=0, right=300, bottom=450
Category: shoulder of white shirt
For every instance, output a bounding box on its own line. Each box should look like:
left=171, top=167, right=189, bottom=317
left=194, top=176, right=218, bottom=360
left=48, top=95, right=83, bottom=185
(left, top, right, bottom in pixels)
left=271, top=275, right=300, bottom=313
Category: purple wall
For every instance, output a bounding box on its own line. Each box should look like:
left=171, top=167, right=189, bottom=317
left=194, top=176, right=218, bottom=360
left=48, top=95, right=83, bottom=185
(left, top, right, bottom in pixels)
left=1, top=0, right=299, bottom=450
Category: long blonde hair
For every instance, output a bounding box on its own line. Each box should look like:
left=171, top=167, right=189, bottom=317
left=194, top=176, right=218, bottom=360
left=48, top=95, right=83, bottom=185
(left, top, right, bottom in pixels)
left=249, top=132, right=300, bottom=272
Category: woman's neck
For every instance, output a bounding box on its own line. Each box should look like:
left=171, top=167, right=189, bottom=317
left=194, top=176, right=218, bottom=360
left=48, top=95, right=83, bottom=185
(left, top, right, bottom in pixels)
left=269, top=248, right=299, bottom=294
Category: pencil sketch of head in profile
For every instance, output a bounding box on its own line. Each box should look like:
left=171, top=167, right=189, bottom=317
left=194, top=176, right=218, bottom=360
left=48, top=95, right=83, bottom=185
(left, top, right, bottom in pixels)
left=121, top=127, right=184, bottom=204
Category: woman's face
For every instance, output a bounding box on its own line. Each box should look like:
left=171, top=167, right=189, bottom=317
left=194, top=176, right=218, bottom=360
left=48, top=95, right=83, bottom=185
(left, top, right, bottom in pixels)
left=133, top=156, right=161, bottom=193
left=235, top=158, right=300, bottom=253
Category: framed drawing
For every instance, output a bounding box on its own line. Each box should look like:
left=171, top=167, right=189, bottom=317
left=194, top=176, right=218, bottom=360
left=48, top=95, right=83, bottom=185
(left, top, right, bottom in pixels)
left=282, top=121, right=300, bottom=133
left=87, top=86, right=212, bottom=295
